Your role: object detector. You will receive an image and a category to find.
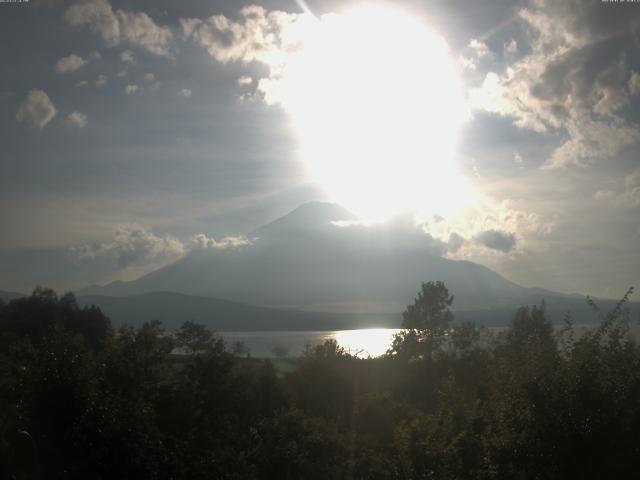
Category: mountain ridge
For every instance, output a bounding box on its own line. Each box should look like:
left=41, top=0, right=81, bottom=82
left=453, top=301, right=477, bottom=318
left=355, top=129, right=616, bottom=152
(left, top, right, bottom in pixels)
left=76, top=202, right=638, bottom=324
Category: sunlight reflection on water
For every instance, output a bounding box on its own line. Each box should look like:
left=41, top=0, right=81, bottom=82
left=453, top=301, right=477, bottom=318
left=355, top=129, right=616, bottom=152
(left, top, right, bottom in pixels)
left=222, top=329, right=402, bottom=358
left=221, top=324, right=640, bottom=359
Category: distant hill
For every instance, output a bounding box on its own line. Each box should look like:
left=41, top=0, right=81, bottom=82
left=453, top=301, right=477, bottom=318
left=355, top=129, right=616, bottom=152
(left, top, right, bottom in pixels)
left=77, top=292, right=398, bottom=331
left=0, top=290, right=25, bottom=303
left=78, top=202, right=639, bottom=325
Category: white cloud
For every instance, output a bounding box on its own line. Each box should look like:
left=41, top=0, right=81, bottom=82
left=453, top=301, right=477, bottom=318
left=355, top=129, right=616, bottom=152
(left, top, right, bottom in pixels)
left=124, top=84, right=141, bottom=95
left=16, top=90, right=56, bottom=128
left=69, top=225, right=186, bottom=268
left=237, top=75, right=253, bottom=86
left=190, top=234, right=252, bottom=251
left=469, top=0, right=640, bottom=169
left=67, top=111, right=88, bottom=128
left=120, top=49, right=136, bottom=64
left=117, top=9, right=174, bottom=57
left=545, top=114, right=640, bottom=169
left=64, top=0, right=173, bottom=57
left=95, top=74, right=108, bottom=88
left=55, top=51, right=101, bottom=74
left=180, top=5, right=303, bottom=64
left=69, top=226, right=251, bottom=269
left=469, top=38, right=491, bottom=58
left=458, top=55, right=476, bottom=72
left=459, top=39, right=493, bottom=71
left=178, top=88, right=192, bottom=98
left=54, top=54, right=86, bottom=73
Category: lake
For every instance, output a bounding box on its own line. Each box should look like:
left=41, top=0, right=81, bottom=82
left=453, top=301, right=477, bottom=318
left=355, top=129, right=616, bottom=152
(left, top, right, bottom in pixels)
left=221, top=329, right=402, bottom=358
left=220, top=323, right=640, bottom=358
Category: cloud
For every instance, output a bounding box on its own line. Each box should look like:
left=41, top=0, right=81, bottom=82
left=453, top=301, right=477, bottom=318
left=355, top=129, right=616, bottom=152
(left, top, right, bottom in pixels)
left=67, top=111, right=88, bottom=128
left=446, top=232, right=465, bottom=253
left=64, top=0, right=173, bottom=57
left=69, top=226, right=251, bottom=269
left=64, top=0, right=120, bottom=46
left=16, top=90, right=56, bottom=128
left=630, top=71, right=640, bottom=97
left=504, top=39, right=517, bottom=55
left=180, top=5, right=302, bottom=64
left=178, top=88, right=192, bottom=98
left=594, top=168, right=640, bottom=209
left=120, top=49, right=135, bottom=64
left=190, top=234, right=252, bottom=250
left=54, top=54, right=85, bottom=73
left=124, top=84, right=140, bottom=95
left=95, top=74, right=108, bottom=88
left=69, top=224, right=186, bottom=268
left=237, top=75, right=253, bottom=86
left=470, top=0, right=640, bottom=169
left=459, top=39, right=493, bottom=71
left=469, top=38, right=491, bottom=58
left=473, top=229, right=516, bottom=253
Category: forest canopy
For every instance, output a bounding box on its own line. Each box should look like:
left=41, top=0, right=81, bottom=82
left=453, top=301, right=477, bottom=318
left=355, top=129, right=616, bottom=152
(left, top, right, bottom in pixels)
left=0, top=284, right=639, bottom=479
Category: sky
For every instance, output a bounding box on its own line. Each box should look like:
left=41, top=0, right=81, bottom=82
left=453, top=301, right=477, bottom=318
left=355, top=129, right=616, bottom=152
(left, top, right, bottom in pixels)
left=1, top=0, right=639, bottom=299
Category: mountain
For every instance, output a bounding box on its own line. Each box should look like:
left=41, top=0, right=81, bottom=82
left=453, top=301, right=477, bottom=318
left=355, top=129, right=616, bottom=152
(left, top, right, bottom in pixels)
left=77, top=292, right=396, bottom=331
left=0, top=290, right=25, bottom=303
left=79, top=202, right=638, bottom=325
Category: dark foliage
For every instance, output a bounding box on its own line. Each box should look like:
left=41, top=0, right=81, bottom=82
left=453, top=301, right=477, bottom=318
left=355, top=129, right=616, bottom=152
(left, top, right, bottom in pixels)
left=1, top=284, right=639, bottom=479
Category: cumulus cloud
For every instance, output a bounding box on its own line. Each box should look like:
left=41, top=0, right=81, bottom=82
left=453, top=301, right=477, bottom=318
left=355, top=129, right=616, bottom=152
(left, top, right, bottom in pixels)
left=120, top=49, right=135, bottom=64
left=67, top=111, right=88, bottom=128
left=473, top=229, right=516, bottom=253
left=470, top=0, right=640, bottom=169
left=459, top=38, right=493, bottom=71
left=180, top=5, right=306, bottom=103
left=190, top=234, right=252, bottom=250
left=469, top=39, right=491, bottom=58
left=69, top=226, right=251, bottom=269
left=124, top=84, right=140, bottom=95
left=16, top=90, right=56, bottom=128
left=54, top=54, right=86, bottom=73
left=64, top=0, right=173, bottom=57
left=178, top=88, right=192, bottom=98
left=180, top=6, right=302, bottom=63
left=237, top=75, right=253, bottom=86
left=69, top=225, right=186, bottom=268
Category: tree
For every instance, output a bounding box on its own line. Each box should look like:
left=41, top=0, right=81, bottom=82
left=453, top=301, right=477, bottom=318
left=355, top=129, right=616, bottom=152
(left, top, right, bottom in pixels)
left=175, top=320, right=218, bottom=356
left=389, top=281, right=454, bottom=359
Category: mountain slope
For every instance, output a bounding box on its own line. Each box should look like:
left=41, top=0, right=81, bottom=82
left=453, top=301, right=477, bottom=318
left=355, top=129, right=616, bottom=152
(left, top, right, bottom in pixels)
left=78, top=202, right=635, bottom=324
left=77, top=292, right=396, bottom=331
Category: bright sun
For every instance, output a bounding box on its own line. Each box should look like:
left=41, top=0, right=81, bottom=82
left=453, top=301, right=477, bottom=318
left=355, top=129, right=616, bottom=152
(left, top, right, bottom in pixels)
left=274, top=5, right=469, bottom=221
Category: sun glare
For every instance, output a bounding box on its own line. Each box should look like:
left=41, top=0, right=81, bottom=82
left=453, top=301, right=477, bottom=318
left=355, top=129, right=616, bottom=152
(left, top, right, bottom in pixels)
left=275, top=5, right=469, bottom=221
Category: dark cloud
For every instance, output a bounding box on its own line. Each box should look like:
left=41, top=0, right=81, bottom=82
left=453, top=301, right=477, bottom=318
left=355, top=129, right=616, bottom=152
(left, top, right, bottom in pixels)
left=473, top=229, right=516, bottom=253
left=446, top=232, right=465, bottom=253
